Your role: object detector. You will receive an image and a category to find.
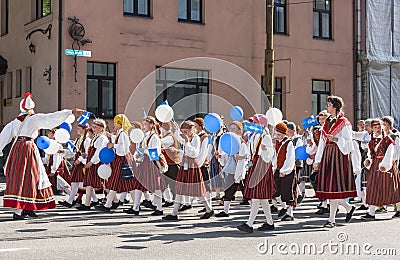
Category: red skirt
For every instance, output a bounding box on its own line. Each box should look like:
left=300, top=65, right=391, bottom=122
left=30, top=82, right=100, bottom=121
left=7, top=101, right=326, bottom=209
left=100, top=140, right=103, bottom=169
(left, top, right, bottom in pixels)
left=3, top=138, right=56, bottom=210
left=83, top=162, right=104, bottom=189
left=176, top=157, right=206, bottom=197
left=316, top=143, right=357, bottom=199
left=70, top=153, right=85, bottom=183
left=107, top=155, right=127, bottom=193
left=134, top=155, right=165, bottom=192
left=366, top=157, right=400, bottom=206
left=244, top=155, right=276, bottom=199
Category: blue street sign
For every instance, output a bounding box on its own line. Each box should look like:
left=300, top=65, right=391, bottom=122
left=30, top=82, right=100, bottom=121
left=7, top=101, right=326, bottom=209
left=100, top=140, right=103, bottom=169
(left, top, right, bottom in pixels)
left=65, top=49, right=91, bottom=57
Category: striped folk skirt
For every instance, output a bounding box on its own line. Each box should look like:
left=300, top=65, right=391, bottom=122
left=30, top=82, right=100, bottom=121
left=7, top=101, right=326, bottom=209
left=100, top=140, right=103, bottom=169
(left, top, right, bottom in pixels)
left=70, top=153, right=85, bottom=183
left=316, top=143, right=357, bottom=199
left=133, top=154, right=165, bottom=192
left=83, top=162, right=104, bottom=189
left=176, top=157, right=206, bottom=197
left=107, top=155, right=138, bottom=193
left=366, top=157, right=400, bottom=206
left=3, top=138, right=55, bottom=210
left=243, top=155, right=276, bottom=200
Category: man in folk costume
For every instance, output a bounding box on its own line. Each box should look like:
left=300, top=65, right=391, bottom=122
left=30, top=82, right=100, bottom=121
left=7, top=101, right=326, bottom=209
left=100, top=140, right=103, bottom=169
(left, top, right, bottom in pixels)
left=361, top=119, right=400, bottom=219
left=77, top=119, right=109, bottom=210
left=163, top=121, right=214, bottom=220
left=313, top=96, right=357, bottom=228
left=1, top=93, right=83, bottom=220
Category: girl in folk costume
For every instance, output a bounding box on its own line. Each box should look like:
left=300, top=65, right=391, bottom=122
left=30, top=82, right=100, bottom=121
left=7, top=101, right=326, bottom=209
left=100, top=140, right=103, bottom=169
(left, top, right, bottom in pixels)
left=362, top=119, right=400, bottom=219
left=163, top=121, right=214, bottom=220
left=77, top=119, right=109, bottom=210
left=95, top=114, right=133, bottom=212
left=216, top=121, right=249, bottom=218
left=59, top=124, right=91, bottom=208
left=237, top=116, right=276, bottom=233
left=2, top=93, right=83, bottom=220
left=313, top=96, right=357, bottom=228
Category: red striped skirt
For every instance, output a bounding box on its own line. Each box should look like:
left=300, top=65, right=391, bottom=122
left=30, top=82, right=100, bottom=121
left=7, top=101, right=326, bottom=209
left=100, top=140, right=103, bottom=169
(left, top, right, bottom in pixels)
left=366, top=158, right=400, bottom=206
left=83, top=162, right=104, bottom=189
left=316, top=143, right=357, bottom=199
left=176, top=157, right=206, bottom=197
left=106, top=155, right=126, bottom=193
left=134, top=154, right=165, bottom=192
left=243, top=155, right=276, bottom=199
left=3, top=139, right=55, bottom=210
left=70, top=153, right=85, bottom=183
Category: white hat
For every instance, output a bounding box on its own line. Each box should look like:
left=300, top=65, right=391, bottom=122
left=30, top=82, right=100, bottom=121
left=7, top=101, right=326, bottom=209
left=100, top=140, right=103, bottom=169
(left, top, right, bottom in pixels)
left=20, top=92, right=35, bottom=112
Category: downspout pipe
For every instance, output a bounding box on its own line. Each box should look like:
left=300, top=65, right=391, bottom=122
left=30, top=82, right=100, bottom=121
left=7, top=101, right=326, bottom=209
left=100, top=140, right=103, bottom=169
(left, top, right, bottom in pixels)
left=57, top=0, right=63, bottom=110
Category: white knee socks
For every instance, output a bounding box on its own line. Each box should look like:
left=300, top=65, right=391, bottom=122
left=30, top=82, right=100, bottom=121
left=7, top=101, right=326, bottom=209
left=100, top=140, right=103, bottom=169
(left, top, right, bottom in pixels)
left=172, top=194, right=183, bottom=216
left=133, top=190, right=142, bottom=211
left=369, top=205, right=376, bottom=216
left=67, top=182, right=80, bottom=204
left=153, top=190, right=163, bottom=211
left=260, top=199, right=273, bottom=225
left=329, top=199, right=339, bottom=223
left=246, top=199, right=260, bottom=227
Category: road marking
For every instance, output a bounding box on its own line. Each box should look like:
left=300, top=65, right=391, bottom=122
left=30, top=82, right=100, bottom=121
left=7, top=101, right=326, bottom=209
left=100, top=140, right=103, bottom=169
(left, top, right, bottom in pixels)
left=263, top=228, right=326, bottom=234
left=0, top=248, right=29, bottom=252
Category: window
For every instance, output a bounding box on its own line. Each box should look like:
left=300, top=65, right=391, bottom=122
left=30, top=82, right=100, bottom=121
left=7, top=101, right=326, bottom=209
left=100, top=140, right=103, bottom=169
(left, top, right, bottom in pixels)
left=313, top=0, right=331, bottom=39
left=87, top=62, right=116, bottom=119
left=15, top=69, right=21, bottom=97
left=261, top=76, right=283, bottom=111
left=1, top=0, right=8, bottom=36
left=156, top=67, right=209, bottom=120
left=178, top=0, right=202, bottom=23
left=6, top=71, right=12, bottom=99
left=26, top=66, right=32, bottom=93
left=312, top=80, right=330, bottom=115
left=123, top=0, right=150, bottom=17
left=274, top=0, right=286, bottom=34
left=36, top=0, right=51, bottom=19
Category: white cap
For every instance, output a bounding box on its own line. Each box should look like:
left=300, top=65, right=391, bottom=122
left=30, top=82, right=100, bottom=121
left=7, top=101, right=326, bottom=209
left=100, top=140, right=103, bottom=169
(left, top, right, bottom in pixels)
left=20, top=92, right=35, bottom=112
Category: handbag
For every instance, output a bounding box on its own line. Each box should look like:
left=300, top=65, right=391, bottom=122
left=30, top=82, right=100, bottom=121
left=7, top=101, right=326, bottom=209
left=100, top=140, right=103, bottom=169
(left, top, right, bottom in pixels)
left=122, top=164, right=134, bottom=180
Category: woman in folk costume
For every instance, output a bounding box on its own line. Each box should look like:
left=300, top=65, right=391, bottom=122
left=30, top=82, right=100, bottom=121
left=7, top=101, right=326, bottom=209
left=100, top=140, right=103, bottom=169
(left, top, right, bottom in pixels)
left=77, top=119, right=109, bottom=210
left=163, top=121, right=214, bottom=220
left=59, top=124, right=91, bottom=208
left=2, top=93, right=83, bottom=220
left=95, top=114, right=133, bottom=212
left=313, top=96, right=357, bottom=228
left=362, top=119, right=400, bottom=219
left=216, top=121, right=249, bottom=218
left=237, top=116, right=276, bottom=233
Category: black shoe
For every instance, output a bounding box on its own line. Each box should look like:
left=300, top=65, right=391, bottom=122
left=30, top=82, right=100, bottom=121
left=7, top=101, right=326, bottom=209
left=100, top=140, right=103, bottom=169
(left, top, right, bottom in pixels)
left=200, top=210, right=214, bottom=219
left=90, top=201, right=99, bottom=207
left=361, top=213, right=375, bottom=220
left=111, top=201, right=122, bottom=209
left=123, top=199, right=130, bottom=204
left=237, top=223, right=253, bottom=233
left=163, top=201, right=174, bottom=207
left=162, top=214, right=178, bottom=220
left=297, top=193, right=305, bottom=204
left=198, top=207, right=206, bottom=213
left=317, top=202, right=323, bottom=209
left=281, top=214, right=294, bottom=221
left=76, top=204, right=91, bottom=211
left=58, top=201, right=73, bottom=208
left=315, top=207, right=329, bottom=215
left=239, top=199, right=250, bottom=205
left=141, top=200, right=156, bottom=210
left=178, top=205, right=192, bottom=212
left=13, top=213, right=26, bottom=221
left=357, top=205, right=369, bottom=211
left=123, top=208, right=139, bottom=215
left=258, top=222, right=275, bottom=231
left=278, top=208, right=287, bottom=217
left=270, top=205, right=278, bottom=213
left=212, top=197, right=221, bottom=201
left=393, top=211, right=400, bottom=218
left=74, top=199, right=82, bottom=205
left=345, top=206, right=356, bottom=223
left=376, top=206, right=387, bottom=213
left=323, top=221, right=336, bottom=228
left=151, top=210, right=163, bottom=216
left=22, top=210, right=38, bottom=218
left=94, top=205, right=111, bottom=213
left=215, top=211, right=229, bottom=218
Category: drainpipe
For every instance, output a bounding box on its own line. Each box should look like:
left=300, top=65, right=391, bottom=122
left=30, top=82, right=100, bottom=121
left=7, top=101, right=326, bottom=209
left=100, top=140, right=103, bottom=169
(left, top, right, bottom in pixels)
left=57, top=0, right=63, bottom=110
left=353, top=0, right=358, bottom=125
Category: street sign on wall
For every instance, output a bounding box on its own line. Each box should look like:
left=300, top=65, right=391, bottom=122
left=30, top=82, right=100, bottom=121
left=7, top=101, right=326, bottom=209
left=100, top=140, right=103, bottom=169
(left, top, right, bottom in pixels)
left=65, top=49, right=91, bottom=57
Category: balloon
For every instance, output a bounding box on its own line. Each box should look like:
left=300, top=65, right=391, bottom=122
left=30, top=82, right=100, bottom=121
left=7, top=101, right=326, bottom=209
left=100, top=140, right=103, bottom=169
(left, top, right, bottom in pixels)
left=204, top=113, right=222, bottom=133
left=54, top=129, right=70, bottom=144
left=59, top=122, right=72, bottom=132
left=129, top=129, right=145, bottom=143
left=98, top=164, right=112, bottom=179
left=155, top=105, right=174, bottom=123
left=266, top=107, right=283, bottom=126
left=44, top=140, right=59, bottom=155
left=220, top=132, right=241, bottom=155
left=230, top=106, right=243, bottom=121
left=65, top=114, right=75, bottom=124
left=99, top=147, right=115, bottom=164
left=37, top=136, right=51, bottom=150
left=295, top=146, right=310, bottom=160
left=302, top=116, right=319, bottom=129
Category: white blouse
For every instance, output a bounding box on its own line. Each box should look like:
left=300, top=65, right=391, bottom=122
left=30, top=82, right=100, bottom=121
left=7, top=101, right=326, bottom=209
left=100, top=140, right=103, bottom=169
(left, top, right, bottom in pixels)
left=365, top=135, right=395, bottom=172
left=90, top=134, right=109, bottom=165
left=114, top=129, right=131, bottom=156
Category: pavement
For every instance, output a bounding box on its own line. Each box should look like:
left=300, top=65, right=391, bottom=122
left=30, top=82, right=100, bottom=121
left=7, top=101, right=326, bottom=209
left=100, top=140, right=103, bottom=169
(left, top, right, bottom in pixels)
left=0, top=188, right=399, bottom=260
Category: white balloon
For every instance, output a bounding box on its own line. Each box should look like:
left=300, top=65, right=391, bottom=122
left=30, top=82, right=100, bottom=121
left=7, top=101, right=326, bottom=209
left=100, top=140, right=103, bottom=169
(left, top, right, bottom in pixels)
left=65, top=114, right=75, bottom=124
left=98, top=164, right=112, bottom=179
left=266, top=107, right=283, bottom=126
left=130, top=128, right=145, bottom=143
left=54, top=129, right=70, bottom=144
left=155, top=105, right=174, bottom=123
left=44, top=140, right=59, bottom=155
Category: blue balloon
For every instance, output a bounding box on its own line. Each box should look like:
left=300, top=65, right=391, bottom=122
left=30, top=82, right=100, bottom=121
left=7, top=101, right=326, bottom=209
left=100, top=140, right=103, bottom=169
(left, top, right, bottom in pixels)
left=295, top=146, right=310, bottom=160
left=60, top=122, right=72, bottom=132
left=204, top=113, right=222, bottom=133
left=230, top=106, right=243, bottom=121
left=99, top=147, right=115, bottom=164
left=37, top=136, right=51, bottom=150
left=220, top=132, right=241, bottom=155
left=301, top=116, right=319, bottom=129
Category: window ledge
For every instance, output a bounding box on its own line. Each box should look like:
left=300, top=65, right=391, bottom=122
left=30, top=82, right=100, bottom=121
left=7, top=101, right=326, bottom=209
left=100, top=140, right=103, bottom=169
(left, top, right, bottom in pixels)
left=123, top=13, right=152, bottom=19
left=178, top=19, right=205, bottom=25
left=313, top=36, right=334, bottom=41
left=24, top=14, right=53, bottom=32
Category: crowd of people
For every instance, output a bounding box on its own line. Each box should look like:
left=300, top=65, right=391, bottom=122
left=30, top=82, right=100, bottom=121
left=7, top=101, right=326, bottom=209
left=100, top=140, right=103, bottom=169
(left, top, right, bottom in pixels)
left=1, top=93, right=400, bottom=234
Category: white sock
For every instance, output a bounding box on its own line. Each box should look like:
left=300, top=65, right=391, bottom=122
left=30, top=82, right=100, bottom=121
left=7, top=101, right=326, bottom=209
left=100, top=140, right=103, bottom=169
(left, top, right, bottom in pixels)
left=153, top=190, right=163, bottom=211
left=164, top=188, right=173, bottom=202
left=15, top=209, right=23, bottom=215
left=271, top=198, right=278, bottom=208
left=299, top=181, right=306, bottom=194
left=369, top=205, right=376, bottom=216
left=321, top=200, right=328, bottom=209
left=91, top=191, right=98, bottom=203
left=144, top=191, right=150, bottom=201
left=172, top=194, right=183, bottom=215
left=105, top=190, right=117, bottom=208
left=329, top=199, right=339, bottom=223
left=396, top=202, right=400, bottom=211
left=200, top=197, right=212, bottom=213
left=338, top=199, right=352, bottom=212
left=246, top=199, right=260, bottom=227
left=287, top=206, right=294, bottom=217
left=362, top=189, right=367, bottom=206
left=84, top=186, right=93, bottom=206
left=223, top=201, right=231, bottom=214
left=355, top=173, right=362, bottom=200
left=206, top=192, right=211, bottom=206
left=119, top=192, right=128, bottom=202
left=129, top=190, right=135, bottom=204
left=260, top=199, right=273, bottom=225
left=67, top=182, right=80, bottom=204
left=64, top=187, right=71, bottom=195
left=133, top=190, right=142, bottom=211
